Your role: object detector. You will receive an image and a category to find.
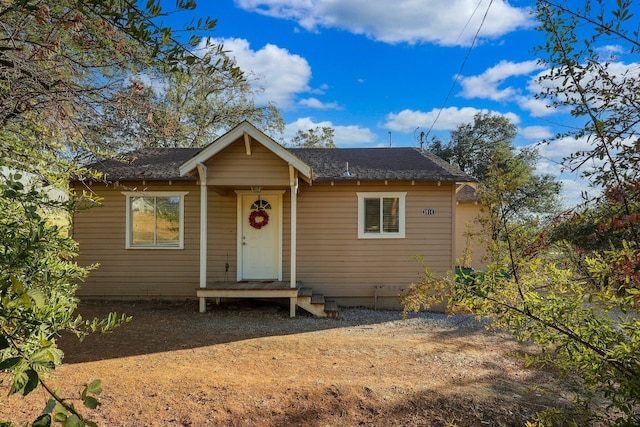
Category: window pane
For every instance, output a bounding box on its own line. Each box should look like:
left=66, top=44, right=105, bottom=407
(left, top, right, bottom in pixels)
left=364, top=198, right=380, bottom=233
left=155, top=196, right=180, bottom=245
left=131, top=197, right=155, bottom=246
left=382, top=197, right=400, bottom=233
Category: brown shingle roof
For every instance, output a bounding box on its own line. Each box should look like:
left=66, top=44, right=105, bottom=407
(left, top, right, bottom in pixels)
left=289, top=147, right=474, bottom=182
left=83, top=148, right=202, bottom=181
left=80, top=146, right=475, bottom=183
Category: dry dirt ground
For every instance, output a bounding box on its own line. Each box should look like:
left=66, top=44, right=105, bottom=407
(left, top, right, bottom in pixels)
left=1, top=300, right=578, bottom=426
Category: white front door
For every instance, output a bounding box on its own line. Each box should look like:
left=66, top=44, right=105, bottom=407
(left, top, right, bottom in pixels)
left=239, top=192, right=281, bottom=280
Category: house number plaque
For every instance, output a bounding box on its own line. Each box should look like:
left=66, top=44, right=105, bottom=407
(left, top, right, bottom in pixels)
left=422, top=208, right=435, bottom=216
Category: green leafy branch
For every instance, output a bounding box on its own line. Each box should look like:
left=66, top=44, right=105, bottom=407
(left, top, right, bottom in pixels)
left=0, top=176, right=129, bottom=426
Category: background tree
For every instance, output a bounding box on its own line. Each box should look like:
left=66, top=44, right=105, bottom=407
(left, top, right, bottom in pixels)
left=97, top=59, right=284, bottom=149
left=422, top=135, right=452, bottom=163
left=428, top=112, right=562, bottom=219
left=406, top=1, right=640, bottom=425
left=431, top=112, right=517, bottom=180
left=289, top=126, right=336, bottom=148
left=0, top=1, right=239, bottom=424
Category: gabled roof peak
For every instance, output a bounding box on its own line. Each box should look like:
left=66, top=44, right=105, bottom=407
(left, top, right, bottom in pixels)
left=179, top=121, right=312, bottom=181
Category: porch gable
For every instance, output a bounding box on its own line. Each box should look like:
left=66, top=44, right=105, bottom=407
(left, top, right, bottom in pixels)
left=179, top=121, right=312, bottom=183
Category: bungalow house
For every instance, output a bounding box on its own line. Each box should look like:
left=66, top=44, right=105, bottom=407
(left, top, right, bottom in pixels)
left=71, top=121, right=481, bottom=316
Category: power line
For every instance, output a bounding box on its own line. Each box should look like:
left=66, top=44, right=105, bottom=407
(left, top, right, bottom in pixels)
left=455, top=0, right=485, bottom=45
left=423, top=0, right=495, bottom=141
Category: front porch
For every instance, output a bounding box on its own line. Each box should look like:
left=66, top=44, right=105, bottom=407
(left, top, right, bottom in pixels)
left=179, top=122, right=315, bottom=317
left=196, top=281, right=338, bottom=318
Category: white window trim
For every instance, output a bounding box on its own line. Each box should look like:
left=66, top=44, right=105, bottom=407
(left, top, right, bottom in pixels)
left=357, top=192, right=406, bottom=239
left=122, top=191, right=188, bottom=250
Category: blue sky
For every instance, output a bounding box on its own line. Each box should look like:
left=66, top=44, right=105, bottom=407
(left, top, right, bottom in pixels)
left=160, top=0, right=612, bottom=207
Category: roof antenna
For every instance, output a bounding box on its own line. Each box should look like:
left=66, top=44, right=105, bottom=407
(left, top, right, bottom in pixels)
left=414, top=127, right=425, bottom=152
left=388, top=131, right=392, bottom=147
left=343, top=162, right=351, bottom=177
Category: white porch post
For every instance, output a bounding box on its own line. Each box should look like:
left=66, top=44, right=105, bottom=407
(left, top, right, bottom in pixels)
left=289, top=167, right=298, bottom=317
left=197, top=163, right=208, bottom=313
left=290, top=182, right=297, bottom=288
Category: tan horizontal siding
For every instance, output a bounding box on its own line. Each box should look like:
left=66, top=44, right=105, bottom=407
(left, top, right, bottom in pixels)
left=292, top=181, right=454, bottom=307
left=72, top=181, right=200, bottom=298
left=205, top=192, right=238, bottom=281
left=72, top=177, right=459, bottom=309
left=455, top=201, right=487, bottom=270
left=205, top=139, right=290, bottom=187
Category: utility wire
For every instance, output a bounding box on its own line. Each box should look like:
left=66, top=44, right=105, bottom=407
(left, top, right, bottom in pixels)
left=455, top=0, right=485, bottom=45
left=423, top=0, right=495, bottom=141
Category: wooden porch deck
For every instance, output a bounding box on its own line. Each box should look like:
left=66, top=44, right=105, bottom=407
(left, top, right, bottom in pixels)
left=196, top=281, right=338, bottom=318
left=197, top=281, right=298, bottom=298
left=196, top=281, right=298, bottom=317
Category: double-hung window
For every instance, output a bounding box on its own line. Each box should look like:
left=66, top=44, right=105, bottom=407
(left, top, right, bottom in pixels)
left=123, top=191, right=188, bottom=249
left=357, top=192, right=406, bottom=239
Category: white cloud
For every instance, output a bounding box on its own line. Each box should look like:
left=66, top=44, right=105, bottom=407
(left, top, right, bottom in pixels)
left=520, top=126, right=552, bottom=140
left=460, top=60, right=543, bottom=101
left=518, top=96, right=555, bottom=117
left=458, top=60, right=559, bottom=116
left=455, top=59, right=640, bottom=119
left=534, top=158, right=562, bottom=177
left=534, top=134, right=637, bottom=175
left=298, top=97, right=342, bottom=110
left=234, top=0, right=532, bottom=46
left=525, top=136, right=601, bottom=208
left=205, top=37, right=312, bottom=108
left=310, top=83, right=329, bottom=95
left=530, top=135, right=606, bottom=208
left=383, top=107, right=519, bottom=133
left=595, top=44, right=626, bottom=61
left=535, top=134, right=638, bottom=208
left=285, top=117, right=377, bottom=145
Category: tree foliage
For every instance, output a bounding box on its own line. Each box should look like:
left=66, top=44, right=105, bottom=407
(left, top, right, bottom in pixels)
left=0, top=176, right=130, bottom=426
left=431, top=112, right=517, bottom=180
left=0, top=0, right=242, bottom=182
left=405, top=1, right=640, bottom=425
left=0, top=0, right=238, bottom=424
left=428, top=112, right=561, bottom=219
left=100, top=59, right=284, bottom=149
left=405, top=168, right=640, bottom=425
left=534, top=0, right=640, bottom=294
left=550, top=198, right=640, bottom=254
left=289, top=126, right=336, bottom=148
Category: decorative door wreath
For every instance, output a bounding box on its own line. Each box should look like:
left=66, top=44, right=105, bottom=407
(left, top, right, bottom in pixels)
left=249, top=209, right=269, bottom=229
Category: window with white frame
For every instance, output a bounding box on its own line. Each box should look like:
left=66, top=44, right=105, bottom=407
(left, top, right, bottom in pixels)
left=357, top=192, right=406, bottom=239
left=122, top=192, right=188, bottom=249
